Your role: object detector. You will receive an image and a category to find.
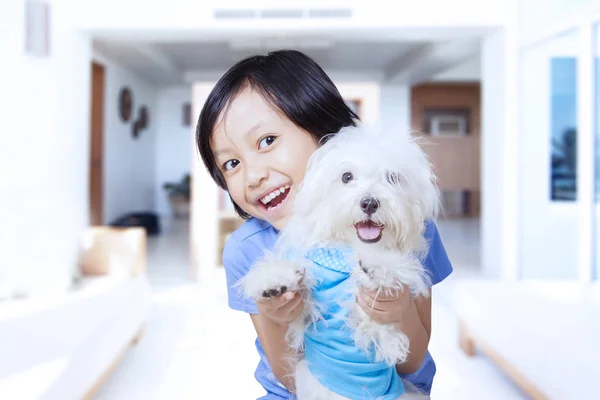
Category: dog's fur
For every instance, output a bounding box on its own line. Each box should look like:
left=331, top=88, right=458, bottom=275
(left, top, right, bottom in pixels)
left=238, top=125, right=440, bottom=399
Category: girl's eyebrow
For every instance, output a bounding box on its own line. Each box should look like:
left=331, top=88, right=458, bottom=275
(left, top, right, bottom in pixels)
left=213, top=149, right=230, bottom=159
left=246, top=121, right=264, bottom=137
left=214, top=122, right=263, bottom=159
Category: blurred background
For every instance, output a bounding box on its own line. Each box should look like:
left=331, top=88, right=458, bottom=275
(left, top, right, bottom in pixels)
left=0, top=0, right=599, bottom=399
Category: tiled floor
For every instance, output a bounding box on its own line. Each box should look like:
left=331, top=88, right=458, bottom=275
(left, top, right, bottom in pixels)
left=95, top=217, right=527, bottom=400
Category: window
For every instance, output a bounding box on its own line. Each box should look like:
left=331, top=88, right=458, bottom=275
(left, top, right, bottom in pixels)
left=520, top=30, right=580, bottom=279
left=550, top=57, right=578, bottom=201
left=593, top=23, right=600, bottom=279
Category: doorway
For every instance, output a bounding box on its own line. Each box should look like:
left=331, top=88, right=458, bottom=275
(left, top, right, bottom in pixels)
left=90, top=62, right=105, bottom=226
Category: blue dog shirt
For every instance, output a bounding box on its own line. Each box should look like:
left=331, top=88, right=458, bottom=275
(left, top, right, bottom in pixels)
left=301, top=246, right=406, bottom=400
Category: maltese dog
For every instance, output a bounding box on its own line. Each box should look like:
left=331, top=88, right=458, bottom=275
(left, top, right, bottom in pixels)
left=238, top=125, right=440, bottom=400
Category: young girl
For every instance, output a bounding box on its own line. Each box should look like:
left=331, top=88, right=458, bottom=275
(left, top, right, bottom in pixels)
left=196, top=50, right=453, bottom=399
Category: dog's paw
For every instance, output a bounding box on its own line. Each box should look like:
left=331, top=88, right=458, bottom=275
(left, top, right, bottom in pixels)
left=354, top=251, right=430, bottom=297
left=236, top=253, right=306, bottom=301
left=261, top=285, right=289, bottom=298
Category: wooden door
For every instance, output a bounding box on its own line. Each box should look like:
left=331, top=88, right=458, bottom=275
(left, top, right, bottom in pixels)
left=90, top=62, right=104, bottom=225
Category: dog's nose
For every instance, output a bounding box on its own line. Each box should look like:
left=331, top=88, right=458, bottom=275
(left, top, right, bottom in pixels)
left=360, top=197, right=380, bottom=215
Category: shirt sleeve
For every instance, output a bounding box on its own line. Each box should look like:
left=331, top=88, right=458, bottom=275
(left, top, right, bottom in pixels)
left=222, top=236, right=259, bottom=315
left=422, top=220, right=453, bottom=286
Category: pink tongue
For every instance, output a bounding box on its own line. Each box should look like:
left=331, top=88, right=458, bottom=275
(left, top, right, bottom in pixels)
left=357, top=222, right=382, bottom=240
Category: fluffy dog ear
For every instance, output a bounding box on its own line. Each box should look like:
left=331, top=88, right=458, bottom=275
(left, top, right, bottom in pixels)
left=376, top=130, right=440, bottom=221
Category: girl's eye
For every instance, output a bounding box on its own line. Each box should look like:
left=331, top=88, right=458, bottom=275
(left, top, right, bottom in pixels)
left=259, top=135, right=276, bottom=149
left=223, top=159, right=240, bottom=171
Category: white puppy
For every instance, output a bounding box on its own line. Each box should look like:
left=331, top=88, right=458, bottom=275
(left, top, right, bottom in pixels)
left=238, top=125, right=440, bottom=400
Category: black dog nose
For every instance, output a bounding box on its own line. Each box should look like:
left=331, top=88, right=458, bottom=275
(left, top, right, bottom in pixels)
left=360, top=197, right=380, bottom=215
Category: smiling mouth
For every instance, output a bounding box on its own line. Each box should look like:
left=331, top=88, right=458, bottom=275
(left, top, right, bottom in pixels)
left=355, top=221, right=384, bottom=243
left=259, top=185, right=291, bottom=212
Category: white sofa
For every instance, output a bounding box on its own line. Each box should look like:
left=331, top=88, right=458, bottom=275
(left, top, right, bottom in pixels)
left=0, top=227, right=152, bottom=400
left=454, top=280, right=600, bottom=399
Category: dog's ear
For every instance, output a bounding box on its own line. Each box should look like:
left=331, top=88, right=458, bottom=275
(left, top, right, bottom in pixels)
left=376, top=130, right=441, bottom=220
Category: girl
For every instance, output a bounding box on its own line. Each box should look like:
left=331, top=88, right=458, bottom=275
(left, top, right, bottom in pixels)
left=196, top=49, right=453, bottom=399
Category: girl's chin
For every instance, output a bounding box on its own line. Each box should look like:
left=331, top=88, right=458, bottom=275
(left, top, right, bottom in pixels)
left=259, top=206, right=290, bottom=229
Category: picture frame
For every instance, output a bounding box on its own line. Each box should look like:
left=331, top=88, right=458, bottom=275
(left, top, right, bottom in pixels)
left=183, top=103, right=192, bottom=127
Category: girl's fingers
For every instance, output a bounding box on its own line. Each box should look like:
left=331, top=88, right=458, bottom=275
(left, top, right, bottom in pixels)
left=358, top=290, right=386, bottom=312
left=278, top=291, right=303, bottom=313
left=264, top=290, right=294, bottom=310
left=357, top=296, right=386, bottom=322
left=287, top=298, right=305, bottom=319
left=362, top=288, right=401, bottom=302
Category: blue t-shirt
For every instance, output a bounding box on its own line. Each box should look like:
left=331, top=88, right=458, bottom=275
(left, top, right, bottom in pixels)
left=223, top=217, right=453, bottom=400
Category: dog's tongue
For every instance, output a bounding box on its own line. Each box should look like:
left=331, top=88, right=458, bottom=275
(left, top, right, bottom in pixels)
left=357, top=221, right=383, bottom=241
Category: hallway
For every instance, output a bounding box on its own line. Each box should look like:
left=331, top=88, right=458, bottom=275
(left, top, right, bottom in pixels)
left=95, top=218, right=526, bottom=400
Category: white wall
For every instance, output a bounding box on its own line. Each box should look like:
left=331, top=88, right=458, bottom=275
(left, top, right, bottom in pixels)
left=481, top=22, right=520, bottom=280
left=335, top=81, right=381, bottom=129
left=380, top=84, right=411, bottom=135
left=0, top=0, right=91, bottom=297
left=519, top=0, right=600, bottom=45
left=191, top=82, right=219, bottom=278
left=155, top=86, right=192, bottom=216
left=517, top=0, right=600, bottom=280
left=93, top=52, right=158, bottom=224
left=519, top=31, right=581, bottom=279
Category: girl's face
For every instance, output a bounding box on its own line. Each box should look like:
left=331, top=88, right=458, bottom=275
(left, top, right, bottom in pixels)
left=211, top=87, right=319, bottom=230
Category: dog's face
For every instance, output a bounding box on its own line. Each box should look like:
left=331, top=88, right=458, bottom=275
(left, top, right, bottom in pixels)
left=287, top=126, right=439, bottom=253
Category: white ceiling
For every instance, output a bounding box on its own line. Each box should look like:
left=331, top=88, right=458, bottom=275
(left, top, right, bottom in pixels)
left=92, top=29, right=483, bottom=86
left=154, top=40, right=418, bottom=71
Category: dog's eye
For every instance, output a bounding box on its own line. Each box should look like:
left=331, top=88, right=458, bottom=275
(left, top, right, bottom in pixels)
left=342, top=172, right=354, bottom=183
left=387, top=172, right=402, bottom=185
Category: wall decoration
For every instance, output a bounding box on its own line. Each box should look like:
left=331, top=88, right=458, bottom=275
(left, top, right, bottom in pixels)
left=24, top=0, right=51, bottom=57
left=138, top=105, right=149, bottom=129
left=132, top=119, right=142, bottom=139
left=183, top=103, right=192, bottom=127
left=119, top=87, right=133, bottom=122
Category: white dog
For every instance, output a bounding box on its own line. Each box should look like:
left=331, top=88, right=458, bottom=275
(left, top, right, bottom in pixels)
left=238, top=125, right=440, bottom=400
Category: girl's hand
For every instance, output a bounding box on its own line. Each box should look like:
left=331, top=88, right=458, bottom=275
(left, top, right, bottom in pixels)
left=257, top=290, right=305, bottom=326
left=357, top=286, right=412, bottom=325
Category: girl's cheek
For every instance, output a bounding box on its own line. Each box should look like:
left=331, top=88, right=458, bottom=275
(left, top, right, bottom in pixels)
left=227, top=177, right=245, bottom=203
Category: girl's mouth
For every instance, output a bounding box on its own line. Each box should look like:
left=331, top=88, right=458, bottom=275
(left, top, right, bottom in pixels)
left=259, top=185, right=291, bottom=212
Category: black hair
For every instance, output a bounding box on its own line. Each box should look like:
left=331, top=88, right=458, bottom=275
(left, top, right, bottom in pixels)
left=196, top=49, right=359, bottom=219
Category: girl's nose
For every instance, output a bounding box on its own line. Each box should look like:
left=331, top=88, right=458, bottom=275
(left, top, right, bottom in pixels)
left=246, top=166, right=269, bottom=188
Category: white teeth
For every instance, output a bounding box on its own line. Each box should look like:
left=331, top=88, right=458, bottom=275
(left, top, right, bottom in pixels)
left=260, top=185, right=290, bottom=205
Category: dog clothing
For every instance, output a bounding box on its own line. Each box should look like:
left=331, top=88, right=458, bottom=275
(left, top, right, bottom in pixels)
left=301, top=246, right=406, bottom=400
left=223, top=217, right=453, bottom=399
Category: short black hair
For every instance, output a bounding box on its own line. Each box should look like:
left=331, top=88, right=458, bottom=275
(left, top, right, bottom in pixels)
left=196, top=49, right=359, bottom=219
